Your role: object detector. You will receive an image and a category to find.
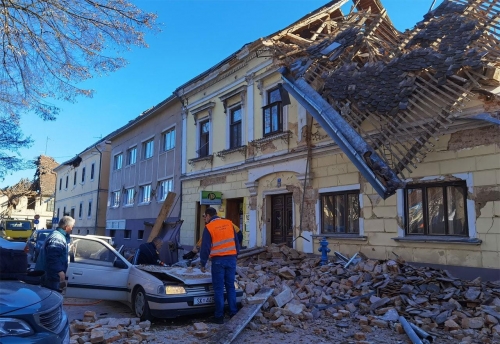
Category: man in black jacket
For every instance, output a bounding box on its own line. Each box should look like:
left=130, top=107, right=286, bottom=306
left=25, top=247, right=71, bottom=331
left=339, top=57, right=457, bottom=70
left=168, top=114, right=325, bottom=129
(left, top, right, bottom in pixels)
left=136, top=237, right=164, bottom=265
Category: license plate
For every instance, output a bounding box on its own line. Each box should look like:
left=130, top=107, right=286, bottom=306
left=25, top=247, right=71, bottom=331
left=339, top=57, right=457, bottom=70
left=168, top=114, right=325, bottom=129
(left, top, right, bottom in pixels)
left=194, top=296, right=214, bottom=305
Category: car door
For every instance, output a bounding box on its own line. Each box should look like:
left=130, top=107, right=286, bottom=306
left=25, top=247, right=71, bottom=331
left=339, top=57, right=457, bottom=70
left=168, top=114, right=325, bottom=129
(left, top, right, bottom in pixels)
left=65, top=236, right=130, bottom=301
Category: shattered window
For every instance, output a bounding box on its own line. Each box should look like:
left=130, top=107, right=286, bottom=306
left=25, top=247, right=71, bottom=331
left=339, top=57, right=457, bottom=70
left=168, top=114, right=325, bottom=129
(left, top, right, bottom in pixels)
left=321, top=190, right=360, bottom=234
left=405, top=181, right=468, bottom=236
left=263, top=87, right=282, bottom=136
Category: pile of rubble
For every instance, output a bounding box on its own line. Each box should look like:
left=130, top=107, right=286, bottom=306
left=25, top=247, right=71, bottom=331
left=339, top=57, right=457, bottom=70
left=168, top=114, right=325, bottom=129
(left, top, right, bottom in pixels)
left=69, top=312, right=154, bottom=344
left=236, top=244, right=500, bottom=343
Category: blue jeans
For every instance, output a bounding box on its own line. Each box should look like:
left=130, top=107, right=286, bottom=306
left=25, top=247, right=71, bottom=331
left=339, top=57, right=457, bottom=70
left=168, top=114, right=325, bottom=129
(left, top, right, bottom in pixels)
left=42, top=279, right=60, bottom=292
left=211, top=256, right=237, bottom=318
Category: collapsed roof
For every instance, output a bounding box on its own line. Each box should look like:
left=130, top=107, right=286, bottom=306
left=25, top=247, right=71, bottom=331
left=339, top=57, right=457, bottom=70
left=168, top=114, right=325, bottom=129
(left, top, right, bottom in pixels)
left=264, top=0, right=500, bottom=198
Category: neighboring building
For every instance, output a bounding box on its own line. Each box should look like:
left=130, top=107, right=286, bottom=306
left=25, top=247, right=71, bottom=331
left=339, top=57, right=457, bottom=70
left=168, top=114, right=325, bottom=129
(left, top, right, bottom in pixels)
left=0, top=155, right=59, bottom=229
left=104, top=96, right=183, bottom=249
left=175, top=1, right=347, bottom=252
left=176, top=0, right=500, bottom=279
left=53, top=140, right=111, bottom=235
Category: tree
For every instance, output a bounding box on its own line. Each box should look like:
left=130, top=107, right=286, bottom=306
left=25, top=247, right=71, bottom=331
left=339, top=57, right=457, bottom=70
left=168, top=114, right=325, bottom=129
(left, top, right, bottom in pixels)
left=0, top=0, right=158, bottom=178
left=0, top=113, right=34, bottom=180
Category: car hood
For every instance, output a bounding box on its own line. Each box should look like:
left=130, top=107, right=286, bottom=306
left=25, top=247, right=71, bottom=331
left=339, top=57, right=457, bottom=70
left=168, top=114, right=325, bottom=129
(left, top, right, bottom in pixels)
left=136, top=266, right=212, bottom=285
left=0, top=281, right=53, bottom=315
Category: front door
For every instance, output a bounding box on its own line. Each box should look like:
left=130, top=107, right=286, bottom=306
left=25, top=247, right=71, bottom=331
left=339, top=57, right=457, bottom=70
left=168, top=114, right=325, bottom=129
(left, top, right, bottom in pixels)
left=271, top=194, right=294, bottom=247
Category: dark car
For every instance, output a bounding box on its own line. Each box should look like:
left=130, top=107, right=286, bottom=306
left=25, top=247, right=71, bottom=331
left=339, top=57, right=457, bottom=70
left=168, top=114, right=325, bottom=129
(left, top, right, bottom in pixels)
left=0, top=281, right=69, bottom=344
left=27, top=230, right=52, bottom=262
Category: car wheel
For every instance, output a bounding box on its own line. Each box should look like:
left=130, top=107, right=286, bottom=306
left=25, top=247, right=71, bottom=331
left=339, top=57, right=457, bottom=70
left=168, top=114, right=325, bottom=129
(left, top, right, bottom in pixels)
left=133, top=287, right=152, bottom=321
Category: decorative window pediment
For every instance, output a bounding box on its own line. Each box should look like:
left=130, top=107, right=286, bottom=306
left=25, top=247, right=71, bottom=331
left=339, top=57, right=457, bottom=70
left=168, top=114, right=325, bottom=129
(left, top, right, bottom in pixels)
left=219, top=85, right=247, bottom=111
left=190, top=102, right=215, bottom=124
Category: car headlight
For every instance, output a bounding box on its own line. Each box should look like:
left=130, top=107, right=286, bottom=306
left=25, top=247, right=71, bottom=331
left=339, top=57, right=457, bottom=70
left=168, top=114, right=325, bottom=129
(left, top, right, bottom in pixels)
left=0, top=318, right=34, bottom=337
left=165, top=286, right=186, bottom=295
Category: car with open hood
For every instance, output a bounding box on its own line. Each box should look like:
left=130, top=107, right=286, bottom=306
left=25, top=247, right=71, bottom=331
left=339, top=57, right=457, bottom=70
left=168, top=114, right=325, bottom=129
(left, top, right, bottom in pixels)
left=66, top=235, right=243, bottom=320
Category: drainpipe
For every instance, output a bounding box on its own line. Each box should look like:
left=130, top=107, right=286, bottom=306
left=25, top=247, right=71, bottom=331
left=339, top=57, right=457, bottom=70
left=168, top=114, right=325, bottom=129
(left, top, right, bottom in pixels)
left=94, top=141, right=110, bottom=235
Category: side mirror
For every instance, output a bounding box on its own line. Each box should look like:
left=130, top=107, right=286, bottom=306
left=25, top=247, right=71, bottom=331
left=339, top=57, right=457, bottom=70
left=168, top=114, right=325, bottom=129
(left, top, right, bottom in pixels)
left=113, top=258, right=128, bottom=269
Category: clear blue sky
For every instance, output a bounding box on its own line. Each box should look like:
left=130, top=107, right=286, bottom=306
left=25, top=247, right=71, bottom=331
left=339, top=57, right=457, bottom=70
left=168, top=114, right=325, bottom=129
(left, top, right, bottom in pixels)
left=2, top=0, right=442, bottom=188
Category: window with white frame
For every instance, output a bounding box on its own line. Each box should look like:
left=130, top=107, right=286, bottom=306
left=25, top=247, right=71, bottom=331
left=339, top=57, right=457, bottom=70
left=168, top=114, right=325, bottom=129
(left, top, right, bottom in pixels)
left=46, top=198, right=54, bottom=212
left=111, top=191, right=121, bottom=207
left=143, top=139, right=154, bottom=159
left=158, top=179, right=173, bottom=201
left=127, top=146, right=137, bottom=165
left=59, top=178, right=62, bottom=190
left=65, top=176, right=68, bottom=189
left=230, top=106, right=242, bottom=148
left=404, top=180, right=468, bottom=236
left=81, top=167, right=86, bottom=183
left=124, top=187, right=134, bottom=206
left=321, top=190, right=360, bottom=234
left=113, top=153, right=123, bottom=170
left=124, top=230, right=131, bottom=239
left=139, top=184, right=151, bottom=203
left=263, top=86, right=283, bottom=136
left=73, top=171, right=77, bottom=185
left=87, top=200, right=92, bottom=217
left=163, top=128, right=176, bottom=151
left=90, top=163, right=95, bottom=180
left=198, top=119, right=210, bottom=157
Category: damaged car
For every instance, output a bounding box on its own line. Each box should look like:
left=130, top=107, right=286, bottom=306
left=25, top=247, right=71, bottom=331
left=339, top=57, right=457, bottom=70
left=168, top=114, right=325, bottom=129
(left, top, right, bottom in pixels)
left=66, top=235, right=243, bottom=321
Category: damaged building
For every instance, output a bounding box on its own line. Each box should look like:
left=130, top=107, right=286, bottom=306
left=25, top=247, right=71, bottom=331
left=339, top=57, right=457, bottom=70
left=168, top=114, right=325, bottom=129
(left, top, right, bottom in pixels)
left=177, top=0, right=499, bottom=279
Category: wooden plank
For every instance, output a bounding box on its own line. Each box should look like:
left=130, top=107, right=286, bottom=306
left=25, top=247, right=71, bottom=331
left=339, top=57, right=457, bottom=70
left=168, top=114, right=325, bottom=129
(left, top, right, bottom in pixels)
left=208, top=287, right=274, bottom=344
left=147, top=192, right=176, bottom=242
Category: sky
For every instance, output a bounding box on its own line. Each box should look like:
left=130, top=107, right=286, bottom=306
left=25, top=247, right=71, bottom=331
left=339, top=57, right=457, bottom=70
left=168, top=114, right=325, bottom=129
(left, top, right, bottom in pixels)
left=1, top=0, right=443, bottom=188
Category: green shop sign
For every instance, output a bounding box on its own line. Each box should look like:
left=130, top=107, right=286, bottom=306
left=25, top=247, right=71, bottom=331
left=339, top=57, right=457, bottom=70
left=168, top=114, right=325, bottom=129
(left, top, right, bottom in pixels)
left=200, top=191, right=222, bottom=205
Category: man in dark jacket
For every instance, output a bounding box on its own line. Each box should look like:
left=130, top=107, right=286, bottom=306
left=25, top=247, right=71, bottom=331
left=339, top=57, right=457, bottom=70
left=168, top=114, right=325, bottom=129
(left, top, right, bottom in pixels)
left=136, top=237, right=164, bottom=265
left=35, top=216, right=74, bottom=292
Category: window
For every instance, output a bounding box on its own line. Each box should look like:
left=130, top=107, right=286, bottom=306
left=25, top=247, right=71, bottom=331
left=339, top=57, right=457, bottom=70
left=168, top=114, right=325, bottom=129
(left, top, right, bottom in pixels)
left=57, top=208, right=60, bottom=219
left=46, top=199, right=54, bottom=212
left=113, top=154, right=123, bottom=170
left=263, top=87, right=283, bottom=136
left=230, top=106, right=242, bottom=148
left=73, top=171, right=77, bottom=185
left=405, top=181, right=468, bottom=236
left=158, top=179, right=173, bottom=201
left=124, top=188, right=134, bottom=206
left=143, top=139, right=154, bottom=159
left=63, top=207, right=66, bottom=216
left=65, top=176, right=68, bottom=189
left=78, top=202, right=83, bottom=219
left=90, top=163, right=95, bottom=180
left=198, top=119, right=210, bottom=157
left=111, top=191, right=121, bottom=207
left=139, top=184, right=151, bottom=203
left=81, top=167, right=86, bottom=183
left=59, top=178, right=62, bottom=190
left=70, top=208, right=75, bottom=219
left=127, top=147, right=137, bottom=165
left=87, top=200, right=92, bottom=217
left=124, top=230, right=131, bottom=239
left=138, top=230, right=144, bottom=240
left=109, top=229, right=116, bottom=238
left=163, top=128, right=176, bottom=151
left=321, top=190, right=360, bottom=234
left=27, top=197, right=36, bottom=210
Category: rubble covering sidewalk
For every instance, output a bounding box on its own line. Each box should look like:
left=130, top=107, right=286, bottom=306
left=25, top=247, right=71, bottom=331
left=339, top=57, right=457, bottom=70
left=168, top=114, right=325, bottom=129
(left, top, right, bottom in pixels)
left=236, top=244, right=500, bottom=343
left=68, top=244, right=500, bottom=343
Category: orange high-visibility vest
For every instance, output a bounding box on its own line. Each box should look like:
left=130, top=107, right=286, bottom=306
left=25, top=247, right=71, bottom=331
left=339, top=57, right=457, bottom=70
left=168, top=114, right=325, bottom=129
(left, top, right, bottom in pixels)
left=206, top=218, right=237, bottom=258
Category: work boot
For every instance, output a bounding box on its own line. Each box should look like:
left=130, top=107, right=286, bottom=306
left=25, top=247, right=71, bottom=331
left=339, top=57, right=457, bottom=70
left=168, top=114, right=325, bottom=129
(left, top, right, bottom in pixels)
left=209, top=316, right=224, bottom=324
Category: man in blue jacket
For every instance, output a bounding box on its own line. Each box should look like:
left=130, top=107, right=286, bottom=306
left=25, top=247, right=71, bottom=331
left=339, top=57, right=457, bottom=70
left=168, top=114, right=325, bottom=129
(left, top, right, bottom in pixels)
left=35, top=216, right=74, bottom=292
